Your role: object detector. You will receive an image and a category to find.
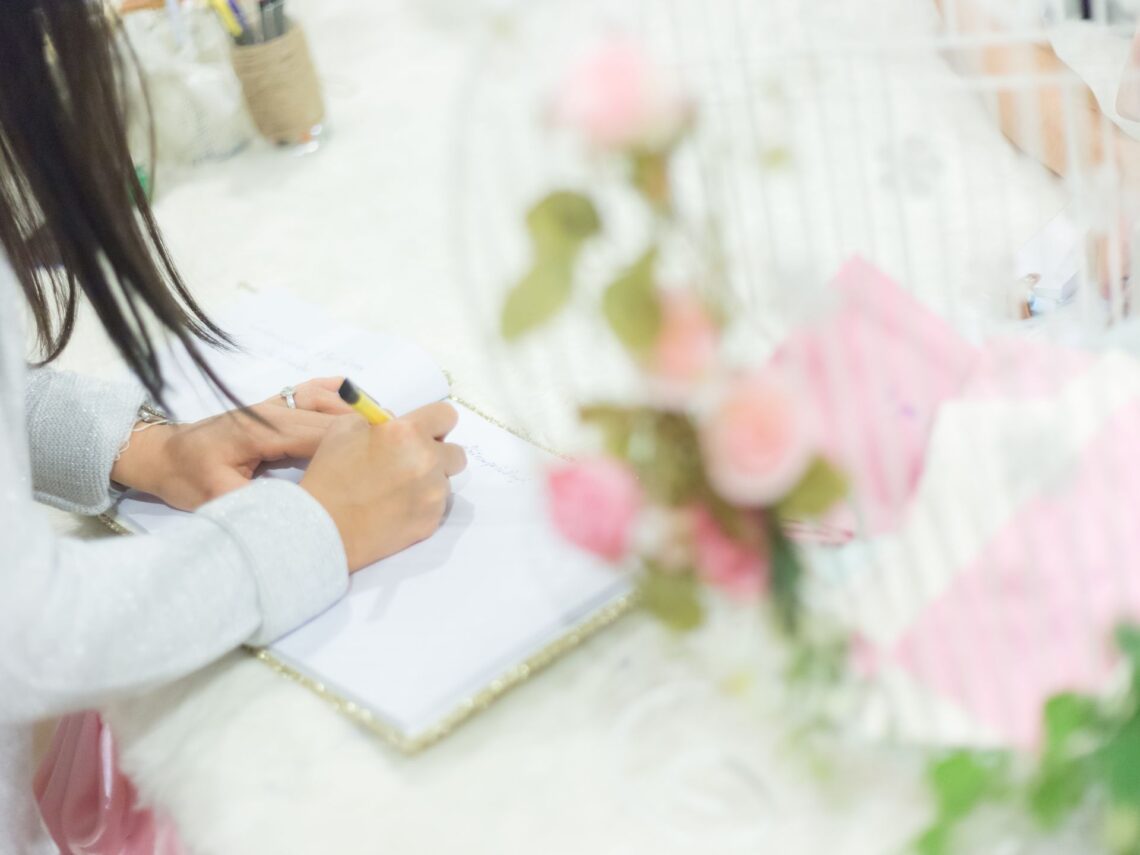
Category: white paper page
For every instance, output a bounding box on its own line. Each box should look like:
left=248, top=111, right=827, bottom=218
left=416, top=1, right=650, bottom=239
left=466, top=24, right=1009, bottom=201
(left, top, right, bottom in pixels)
left=153, top=291, right=450, bottom=423
left=115, top=290, right=452, bottom=530
left=111, top=291, right=630, bottom=739
left=269, top=404, right=629, bottom=737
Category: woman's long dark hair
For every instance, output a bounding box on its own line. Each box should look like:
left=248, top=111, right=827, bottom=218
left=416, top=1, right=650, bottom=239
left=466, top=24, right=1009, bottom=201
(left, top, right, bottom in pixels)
left=0, top=0, right=230, bottom=405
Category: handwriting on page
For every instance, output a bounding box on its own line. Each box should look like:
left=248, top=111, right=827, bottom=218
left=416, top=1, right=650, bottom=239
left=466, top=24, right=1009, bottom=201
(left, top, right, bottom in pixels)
left=465, top=443, right=529, bottom=485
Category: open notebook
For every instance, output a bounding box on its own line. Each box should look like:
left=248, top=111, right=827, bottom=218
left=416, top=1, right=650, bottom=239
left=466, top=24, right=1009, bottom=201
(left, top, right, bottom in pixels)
left=108, top=291, right=634, bottom=751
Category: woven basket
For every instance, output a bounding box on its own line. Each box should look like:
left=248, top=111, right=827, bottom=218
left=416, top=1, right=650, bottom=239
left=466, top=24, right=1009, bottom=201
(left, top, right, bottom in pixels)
left=230, top=22, right=325, bottom=145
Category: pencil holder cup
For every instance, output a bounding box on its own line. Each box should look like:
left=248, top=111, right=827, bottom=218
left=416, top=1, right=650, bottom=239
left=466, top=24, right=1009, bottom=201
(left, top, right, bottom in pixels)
left=230, top=21, right=325, bottom=149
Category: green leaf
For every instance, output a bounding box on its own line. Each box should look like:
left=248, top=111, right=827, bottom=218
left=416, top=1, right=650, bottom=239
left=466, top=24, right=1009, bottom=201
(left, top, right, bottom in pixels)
left=1101, top=723, right=1140, bottom=804
left=766, top=520, right=803, bottom=637
left=913, top=823, right=953, bottom=855
left=526, top=190, right=601, bottom=254
left=913, top=751, right=1009, bottom=855
left=1116, top=624, right=1140, bottom=676
left=602, top=249, right=662, bottom=356
left=630, top=150, right=672, bottom=211
left=580, top=404, right=639, bottom=457
left=634, top=412, right=705, bottom=507
left=1029, top=760, right=1091, bottom=828
left=927, top=751, right=1008, bottom=821
left=776, top=457, right=848, bottom=519
left=638, top=569, right=704, bottom=632
left=784, top=635, right=849, bottom=686
left=500, top=257, right=574, bottom=341
left=579, top=407, right=706, bottom=506
left=1027, top=694, right=1100, bottom=827
left=501, top=191, right=601, bottom=342
left=1043, top=693, right=1101, bottom=759
left=1104, top=804, right=1140, bottom=855
left=701, top=489, right=759, bottom=543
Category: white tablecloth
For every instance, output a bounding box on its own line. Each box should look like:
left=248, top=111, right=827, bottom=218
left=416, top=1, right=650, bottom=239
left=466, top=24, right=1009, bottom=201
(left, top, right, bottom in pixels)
left=41, top=0, right=1070, bottom=850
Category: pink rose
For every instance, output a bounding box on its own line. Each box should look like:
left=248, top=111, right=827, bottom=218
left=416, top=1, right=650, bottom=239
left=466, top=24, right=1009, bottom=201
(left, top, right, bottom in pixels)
left=547, top=457, right=643, bottom=562
left=552, top=39, right=690, bottom=151
left=647, top=291, right=719, bottom=405
left=691, top=506, right=768, bottom=599
left=700, top=368, right=814, bottom=506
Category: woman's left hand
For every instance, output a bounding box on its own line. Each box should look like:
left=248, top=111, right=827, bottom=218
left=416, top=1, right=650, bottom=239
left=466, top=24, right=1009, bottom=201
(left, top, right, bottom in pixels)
left=111, top=377, right=355, bottom=511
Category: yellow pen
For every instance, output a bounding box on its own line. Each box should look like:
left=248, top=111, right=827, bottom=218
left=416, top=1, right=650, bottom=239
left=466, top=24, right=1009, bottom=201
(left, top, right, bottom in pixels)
left=208, top=0, right=243, bottom=39
left=338, top=378, right=395, bottom=425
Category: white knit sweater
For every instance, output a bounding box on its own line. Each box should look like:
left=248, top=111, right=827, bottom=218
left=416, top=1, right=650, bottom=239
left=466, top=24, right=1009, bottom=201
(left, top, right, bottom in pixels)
left=0, top=255, right=350, bottom=854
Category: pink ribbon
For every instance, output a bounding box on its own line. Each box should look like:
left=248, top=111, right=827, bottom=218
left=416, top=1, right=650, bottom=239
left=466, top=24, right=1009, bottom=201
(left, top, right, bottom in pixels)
left=34, top=712, right=184, bottom=855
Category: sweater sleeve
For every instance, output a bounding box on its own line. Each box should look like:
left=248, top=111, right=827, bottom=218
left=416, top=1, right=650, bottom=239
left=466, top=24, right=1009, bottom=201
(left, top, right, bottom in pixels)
left=0, top=473, right=348, bottom=723
left=24, top=368, right=147, bottom=515
left=1, top=251, right=348, bottom=723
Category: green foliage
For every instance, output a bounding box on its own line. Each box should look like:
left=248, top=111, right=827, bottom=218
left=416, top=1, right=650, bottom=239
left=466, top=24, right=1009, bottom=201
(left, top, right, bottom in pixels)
left=579, top=404, right=637, bottom=458
left=579, top=405, right=704, bottom=508
left=1028, top=693, right=1101, bottom=826
left=916, top=624, right=1140, bottom=855
left=766, top=519, right=804, bottom=638
left=915, top=751, right=1011, bottom=855
left=501, top=257, right=575, bottom=341
left=638, top=569, right=704, bottom=631
left=784, top=632, right=849, bottom=686
left=1104, top=805, right=1140, bottom=855
left=629, top=149, right=672, bottom=211
left=602, top=249, right=662, bottom=356
left=777, top=457, right=848, bottom=520
left=1101, top=721, right=1140, bottom=806
left=527, top=190, right=602, bottom=251
left=930, top=752, right=1010, bottom=819
left=1043, top=693, right=1102, bottom=751
left=501, top=191, right=601, bottom=341
left=1116, top=625, right=1140, bottom=682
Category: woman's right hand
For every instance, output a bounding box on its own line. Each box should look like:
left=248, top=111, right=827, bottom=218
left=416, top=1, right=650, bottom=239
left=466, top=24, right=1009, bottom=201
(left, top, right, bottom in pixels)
left=300, top=402, right=467, bottom=571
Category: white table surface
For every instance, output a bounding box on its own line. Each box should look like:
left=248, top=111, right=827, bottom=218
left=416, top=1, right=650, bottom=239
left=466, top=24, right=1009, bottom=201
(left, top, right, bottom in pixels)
left=40, top=1, right=948, bottom=852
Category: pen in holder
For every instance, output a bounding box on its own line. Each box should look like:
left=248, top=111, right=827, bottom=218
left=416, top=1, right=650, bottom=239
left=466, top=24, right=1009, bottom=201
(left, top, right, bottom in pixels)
left=230, top=20, right=325, bottom=150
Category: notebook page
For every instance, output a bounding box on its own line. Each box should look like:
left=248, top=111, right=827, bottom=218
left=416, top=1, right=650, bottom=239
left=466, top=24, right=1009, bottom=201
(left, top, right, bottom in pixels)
left=110, top=291, right=630, bottom=740
left=152, top=290, right=450, bottom=423
left=269, top=403, right=629, bottom=737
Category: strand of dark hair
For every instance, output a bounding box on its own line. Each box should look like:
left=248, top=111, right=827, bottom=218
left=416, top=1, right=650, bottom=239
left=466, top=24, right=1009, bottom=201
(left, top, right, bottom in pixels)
left=0, top=0, right=237, bottom=409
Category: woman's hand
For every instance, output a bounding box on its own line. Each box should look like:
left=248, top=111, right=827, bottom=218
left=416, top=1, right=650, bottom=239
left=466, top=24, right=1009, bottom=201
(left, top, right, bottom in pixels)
left=300, top=402, right=467, bottom=571
left=111, top=378, right=354, bottom=511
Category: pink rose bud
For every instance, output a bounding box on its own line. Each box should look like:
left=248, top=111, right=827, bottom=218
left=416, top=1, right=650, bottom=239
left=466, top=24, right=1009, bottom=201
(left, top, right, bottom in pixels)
left=691, top=506, right=768, bottom=600
left=647, top=291, right=719, bottom=406
left=547, top=457, right=643, bottom=562
left=551, top=38, right=690, bottom=152
left=700, top=368, right=814, bottom=506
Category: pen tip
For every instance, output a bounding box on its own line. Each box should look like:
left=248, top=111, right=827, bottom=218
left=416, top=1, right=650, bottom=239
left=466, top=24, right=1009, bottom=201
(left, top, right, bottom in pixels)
left=338, top=379, right=360, bottom=405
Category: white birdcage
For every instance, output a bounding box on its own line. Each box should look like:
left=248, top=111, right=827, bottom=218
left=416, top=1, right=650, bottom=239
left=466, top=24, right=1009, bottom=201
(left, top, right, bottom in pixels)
left=452, top=0, right=1140, bottom=795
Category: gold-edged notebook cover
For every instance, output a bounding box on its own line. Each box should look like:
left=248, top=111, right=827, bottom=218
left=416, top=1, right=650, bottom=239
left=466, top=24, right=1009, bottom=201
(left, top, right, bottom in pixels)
left=99, top=394, right=637, bottom=754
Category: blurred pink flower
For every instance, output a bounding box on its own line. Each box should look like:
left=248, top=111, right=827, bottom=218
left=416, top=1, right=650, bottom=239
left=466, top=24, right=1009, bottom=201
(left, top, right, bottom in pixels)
left=647, top=291, right=719, bottom=405
left=547, top=457, right=643, bottom=562
left=552, top=38, right=690, bottom=151
left=700, top=368, right=814, bottom=506
left=691, top=506, right=768, bottom=599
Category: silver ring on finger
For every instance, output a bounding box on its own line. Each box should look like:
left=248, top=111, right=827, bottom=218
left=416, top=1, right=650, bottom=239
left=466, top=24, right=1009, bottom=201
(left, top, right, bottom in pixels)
left=280, top=385, right=297, bottom=409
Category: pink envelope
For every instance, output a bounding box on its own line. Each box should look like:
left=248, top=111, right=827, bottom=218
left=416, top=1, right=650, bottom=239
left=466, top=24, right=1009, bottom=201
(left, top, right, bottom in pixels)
left=871, top=398, right=1140, bottom=747
left=773, top=257, right=979, bottom=536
